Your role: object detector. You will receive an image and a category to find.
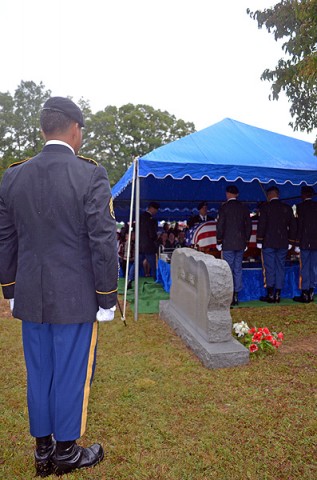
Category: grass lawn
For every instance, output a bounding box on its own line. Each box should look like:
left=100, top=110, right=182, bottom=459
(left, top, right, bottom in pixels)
left=0, top=297, right=316, bottom=479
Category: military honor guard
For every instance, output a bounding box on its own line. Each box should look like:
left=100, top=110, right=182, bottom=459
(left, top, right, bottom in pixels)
left=0, top=97, right=118, bottom=476
left=188, top=201, right=213, bottom=228
left=216, top=185, right=252, bottom=306
left=256, top=186, right=297, bottom=303
left=293, top=186, right=317, bottom=303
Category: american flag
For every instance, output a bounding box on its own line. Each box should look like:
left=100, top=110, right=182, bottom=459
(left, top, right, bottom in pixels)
left=186, top=221, right=258, bottom=249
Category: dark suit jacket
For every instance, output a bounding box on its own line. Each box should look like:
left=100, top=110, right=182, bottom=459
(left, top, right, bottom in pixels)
left=216, top=199, right=252, bottom=250
left=256, top=199, right=296, bottom=249
left=0, top=144, right=118, bottom=324
left=188, top=214, right=213, bottom=229
left=139, top=210, right=158, bottom=254
left=296, top=199, right=317, bottom=249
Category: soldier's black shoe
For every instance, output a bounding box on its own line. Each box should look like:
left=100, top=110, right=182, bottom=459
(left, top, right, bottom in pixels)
left=260, top=287, right=275, bottom=303
left=34, top=434, right=55, bottom=477
left=293, top=290, right=310, bottom=303
left=275, top=289, right=281, bottom=304
left=309, top=288, right=315, bottom=302
left=52, top=441, right=104, bottom=476
left=127, top=280, right=133, bottom=290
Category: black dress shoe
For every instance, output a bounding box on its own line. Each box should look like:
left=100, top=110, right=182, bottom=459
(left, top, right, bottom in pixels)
left=127, top=280, right=133, bottom=290
left=293, top=290, right=310, bottom=303
left=52, top=441, right=104, bottom=476
left=34, top=434, right=55, bottom=477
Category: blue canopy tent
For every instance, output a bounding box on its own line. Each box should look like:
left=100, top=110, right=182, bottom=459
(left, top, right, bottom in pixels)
left=112, top=118, right=317, bottom=221
left=112, top=118, right=317, bottom=319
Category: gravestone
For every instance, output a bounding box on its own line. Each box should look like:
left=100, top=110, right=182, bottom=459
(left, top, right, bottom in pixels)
left=159, top=248, right=249, bottom=368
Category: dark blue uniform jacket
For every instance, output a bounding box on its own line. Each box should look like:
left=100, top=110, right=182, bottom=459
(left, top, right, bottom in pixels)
left=0, top=144, right=118, bottom=324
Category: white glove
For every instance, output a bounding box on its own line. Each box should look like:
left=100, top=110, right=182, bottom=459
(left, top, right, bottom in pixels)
left=9, top=298, right=14, bottom=312
left=256, top=243, right=262, bottom=249
left=216, top=244, right=222, bottom=251
left=96, top=306, right=116, bottom=322
left=288, top=244, right=292, bottom=250
left=244, top=246, right=248, bottom=252
left=294, top=246, right=300, bottom=254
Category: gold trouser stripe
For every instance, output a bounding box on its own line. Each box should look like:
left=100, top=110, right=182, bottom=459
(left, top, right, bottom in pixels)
left=80, top=321, right=98, bottom=437
left=261, top=250, right=267, bottom=288
left=96, top=288, right=118, bottom=295
left=1, top=281, right=15, bottom=287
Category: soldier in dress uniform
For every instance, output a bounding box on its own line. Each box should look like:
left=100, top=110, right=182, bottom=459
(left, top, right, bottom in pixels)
left=256, top=186, right=297, bottom=303
left=293, top=186, right=317, bottom=303
left=216, top=185, right=252, bottom=306
left=188, top=201, right=213, bottom=228
left=127, top=201, right=159, bottom=288
left=0, top=97, right=118, bottom=476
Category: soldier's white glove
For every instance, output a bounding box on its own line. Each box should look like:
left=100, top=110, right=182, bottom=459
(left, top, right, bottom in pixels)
left=216, top=244, right=222, bottom=251
left=294, top=246, right=300, bottom=253
left=9, top=298, right=14, bottom=312
left=256, top=243, right=262, bottom=249
left=96, top=306, right=116, bottom=322
left=288, top=244, right=292, bottom=250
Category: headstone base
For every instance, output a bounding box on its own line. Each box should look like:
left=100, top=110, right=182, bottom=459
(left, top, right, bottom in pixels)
left=160, top=300, right=249, bottom=369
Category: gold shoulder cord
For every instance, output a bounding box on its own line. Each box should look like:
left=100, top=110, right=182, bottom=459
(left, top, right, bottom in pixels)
left=77, top=155, right=98, bottom=166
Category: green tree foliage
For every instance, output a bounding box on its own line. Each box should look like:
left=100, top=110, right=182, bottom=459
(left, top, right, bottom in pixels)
left=81, top=103, right=195, bottom=185
left=0, top=83, right=195, bottom=184
left=248, top=0, right=317, bottom=151
left=0, top=81, right=51, bottom=175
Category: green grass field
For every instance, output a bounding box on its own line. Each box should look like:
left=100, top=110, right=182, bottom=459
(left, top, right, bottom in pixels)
left=0, top=297, right=316, bottom=480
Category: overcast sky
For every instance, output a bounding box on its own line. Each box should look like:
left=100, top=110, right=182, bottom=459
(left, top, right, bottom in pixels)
left=1, top=0, right=315, bottom=143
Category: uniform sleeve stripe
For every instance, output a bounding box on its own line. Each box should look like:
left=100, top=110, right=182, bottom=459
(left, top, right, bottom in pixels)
left=96, top=288, right=118, bottom=295
left=1, top=281, right=16, bottom=287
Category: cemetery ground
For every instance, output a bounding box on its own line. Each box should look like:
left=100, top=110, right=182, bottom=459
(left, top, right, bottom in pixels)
left=0, top=296, right=316, bottom=480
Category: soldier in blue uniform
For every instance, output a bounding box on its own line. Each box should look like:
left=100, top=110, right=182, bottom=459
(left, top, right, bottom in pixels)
left=256, top=186, right=296, bottom=303
left=0, top=97, right=118, bottom=476
left=216, top=185, right=252, bottom=306
left=293, top=186, right=317, bottom=303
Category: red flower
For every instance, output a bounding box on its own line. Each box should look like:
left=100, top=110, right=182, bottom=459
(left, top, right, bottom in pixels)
left=277, top=332, right=284, bottom=340
left=265, top=335, right=274, bottom=343
left=249, top=327, right=257, bottom=334
left=252, top=332, right=263, bottom=343
left=263, top=327, right=270, bottom=335
left=249, top=344, right=258, bottom=353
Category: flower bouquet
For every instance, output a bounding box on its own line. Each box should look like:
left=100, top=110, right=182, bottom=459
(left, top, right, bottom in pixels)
left=232, top=321, right=284, bottom=354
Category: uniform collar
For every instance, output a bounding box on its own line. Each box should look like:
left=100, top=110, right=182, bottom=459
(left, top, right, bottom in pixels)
left=45, top=140, right=75, bottom=155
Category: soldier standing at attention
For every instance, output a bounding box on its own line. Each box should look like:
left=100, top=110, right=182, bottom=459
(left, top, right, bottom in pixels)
left=0, top=97, right=118, bottom=476
left=256, top=186, right=297, bottom=303
left=293, top=186, right=317, bottom=303
left=216, top=185, right=252, bottom=306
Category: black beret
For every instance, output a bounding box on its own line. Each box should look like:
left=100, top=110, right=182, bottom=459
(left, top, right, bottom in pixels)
left=42, top=97, right=85, bottom=127
left=198, top=201, right=208, bottom=210
left=226, top=185, right=239, bottom=195
left=301, top=185, right=315, bottom=196
left=148, top=201, right=160, bottom=210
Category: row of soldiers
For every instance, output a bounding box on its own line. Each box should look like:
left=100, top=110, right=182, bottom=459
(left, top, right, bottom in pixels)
left=213, top=184, right=317, bottom=306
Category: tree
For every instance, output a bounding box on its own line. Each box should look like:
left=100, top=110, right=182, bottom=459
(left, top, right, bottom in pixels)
left=81, top=104, right=196, bottom=185
left=0, top=81, right=51, bottom=174
left=247, top=0, right=317, bottom=151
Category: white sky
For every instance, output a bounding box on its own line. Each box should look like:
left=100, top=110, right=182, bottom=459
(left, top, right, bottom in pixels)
left=1, top=0, right=316, bottom=143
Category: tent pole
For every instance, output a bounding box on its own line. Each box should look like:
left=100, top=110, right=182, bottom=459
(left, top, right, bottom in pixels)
left=123, top=157, right=138, bottom=321
left=134, top=158, right=140, bottom=321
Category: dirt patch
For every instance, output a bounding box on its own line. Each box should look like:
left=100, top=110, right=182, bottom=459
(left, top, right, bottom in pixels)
left=280, top=334, right=317, bottom=354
